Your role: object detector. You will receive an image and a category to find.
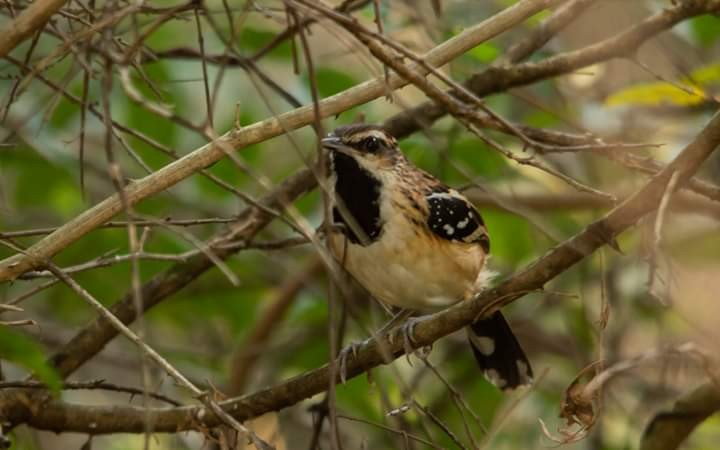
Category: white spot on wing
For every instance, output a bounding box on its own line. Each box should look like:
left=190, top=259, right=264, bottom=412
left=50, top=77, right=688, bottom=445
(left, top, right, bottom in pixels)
left=443, top=224, right=454, bottom=235
left=516, top=360, right=532, bottom=384
left=471, top=336, right=495, bottom=355
left=484, top=369, right=507, bottom=389
left=457, top=217, right=470, bottom=229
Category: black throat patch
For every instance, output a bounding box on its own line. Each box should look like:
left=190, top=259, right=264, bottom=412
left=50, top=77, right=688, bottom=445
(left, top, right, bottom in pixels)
left=331, top=152, right=383, bottom=245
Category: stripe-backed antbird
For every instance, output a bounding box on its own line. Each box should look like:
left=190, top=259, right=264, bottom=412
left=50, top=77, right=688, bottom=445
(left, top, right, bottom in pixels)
left=323, top=124, right=532, bottom=390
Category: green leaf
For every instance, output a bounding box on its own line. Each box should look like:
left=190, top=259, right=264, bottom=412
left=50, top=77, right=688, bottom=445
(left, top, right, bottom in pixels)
left=691, top=15, right=720, bottom=48
left=0, top=327, right=62, bottom=393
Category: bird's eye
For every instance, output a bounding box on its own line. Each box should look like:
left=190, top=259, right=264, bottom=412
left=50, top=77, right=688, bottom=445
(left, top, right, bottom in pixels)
left=363, top=137, right=380, bottom=153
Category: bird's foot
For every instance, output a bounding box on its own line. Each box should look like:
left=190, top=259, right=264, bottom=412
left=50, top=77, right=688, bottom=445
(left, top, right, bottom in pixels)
left=397, top=316, right=427, bottom=366
left=338, top=339, right=367, bottom=384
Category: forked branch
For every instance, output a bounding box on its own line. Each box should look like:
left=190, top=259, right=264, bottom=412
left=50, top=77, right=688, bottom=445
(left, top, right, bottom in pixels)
left=5, top=111, right=719, bottom=434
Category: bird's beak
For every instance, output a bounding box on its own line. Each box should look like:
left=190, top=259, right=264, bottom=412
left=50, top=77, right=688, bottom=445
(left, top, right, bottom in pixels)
left=321, top=135, right=342, bottom=151
left=321, top=135, right=353, bottom=155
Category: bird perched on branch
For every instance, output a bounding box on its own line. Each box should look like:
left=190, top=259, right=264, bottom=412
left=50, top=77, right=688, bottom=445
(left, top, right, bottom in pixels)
left=323, top=123, right=532, bottom=390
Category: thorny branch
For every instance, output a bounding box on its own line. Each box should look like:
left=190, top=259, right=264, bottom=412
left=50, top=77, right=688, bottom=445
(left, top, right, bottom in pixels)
left=0, top=0, right=566, bottom=281
left=2, top=0, right=720, bottom=445
left=3, top=0, right=719, bottom=282
left=3, top=110, right=719, bottom=434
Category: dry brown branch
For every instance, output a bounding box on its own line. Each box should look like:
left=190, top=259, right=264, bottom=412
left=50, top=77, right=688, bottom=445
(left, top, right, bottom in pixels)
left=4, top=109, right=719, bottom=435
left=640, top=382, right=720, bottom=450
left=548, top=343, right=707, bottom=444
left=384, top=0, right=720, bottom=135
left=0, top=380, right=181, bottom=406
left=0, top=2, right=715, bottom=396
left=0, top=0, right=69, bottom=57
left=0, top=0, right=559, bottom=282
left=2, top=13, right=716, bottom=432
left=47, top=168, right=316, bottom=379
left=495, top=0, right=597, bottom=66
left=2, top=3, right=719, bottom=442
left=42, top=261, right=273, bottom=450
left=5, top=0, right=718, bottom=285
left=250, top=0, right=370, bottom=61
left=298, top=0, right=614, bottom=200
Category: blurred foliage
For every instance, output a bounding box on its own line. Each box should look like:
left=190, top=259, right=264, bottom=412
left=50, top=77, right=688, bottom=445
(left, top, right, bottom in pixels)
left=0, top=327, right=61, bottom=393
left=691, top=14, right=720, bottom=48
left=1, top=1, right=720, bottom=449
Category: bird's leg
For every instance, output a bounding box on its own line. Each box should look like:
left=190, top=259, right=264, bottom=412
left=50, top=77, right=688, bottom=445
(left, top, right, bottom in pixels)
left=337, top=309, right=412, bottom=383
left=379, top=310, right=431, bottom=365
left=337, top=340, right=367, bottom=384
left=380, top=309, right=413, bottom=337
left=400, top=316, right=428, bottom=365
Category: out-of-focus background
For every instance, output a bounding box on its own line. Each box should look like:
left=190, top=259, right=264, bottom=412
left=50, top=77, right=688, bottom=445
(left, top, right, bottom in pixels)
left=1, top=0, right=720, bottom=448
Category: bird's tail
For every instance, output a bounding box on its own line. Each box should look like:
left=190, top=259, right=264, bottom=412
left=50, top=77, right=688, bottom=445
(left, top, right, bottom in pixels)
left=466, top=311, right=533, bottom=391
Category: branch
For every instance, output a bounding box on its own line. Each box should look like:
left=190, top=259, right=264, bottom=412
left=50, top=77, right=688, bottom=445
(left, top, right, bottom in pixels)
left=466, top=190, right=720, bottom=217
left=0, top=0, right=69, bottom=58
left=467, top=113, right=720, bottom=204
left=0, top=0, right=554, bottom=282
left=7, top=110, right=720, bottom=434
left=384, top=0, right=720, bottom=136
left=2, top=0, right=718, bottom=434
left=495, top=0, right=597, bottom=65
left=640, top=382, right=720, bottom=450
left=0, top=0, right=610, bottom=405
left=48, top=168, right=316, bottom=378
left=0, top=0, right=716, bottom=420
left=4, top=0, right=717, bottom=281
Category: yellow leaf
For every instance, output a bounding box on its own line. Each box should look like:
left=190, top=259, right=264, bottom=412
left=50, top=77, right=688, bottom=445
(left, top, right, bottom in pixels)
left=605, top=82, right=706, bottom=107
left=689, top=63, right=720, bottom=86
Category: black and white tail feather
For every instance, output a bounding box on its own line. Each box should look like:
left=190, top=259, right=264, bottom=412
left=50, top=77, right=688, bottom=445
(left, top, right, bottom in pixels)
left=467, top=311, right=533, bottom=390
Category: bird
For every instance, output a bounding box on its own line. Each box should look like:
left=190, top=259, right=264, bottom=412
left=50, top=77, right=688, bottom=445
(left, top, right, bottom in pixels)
left=322, top=123, right=533, bottom=391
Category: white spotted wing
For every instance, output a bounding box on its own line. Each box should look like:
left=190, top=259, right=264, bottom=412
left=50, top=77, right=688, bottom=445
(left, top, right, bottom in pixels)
left=426, top=189, right=490, bottom=252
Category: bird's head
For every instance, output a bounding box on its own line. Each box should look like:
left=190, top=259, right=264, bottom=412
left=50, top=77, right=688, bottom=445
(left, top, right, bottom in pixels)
left=322, top=124, right=404, bottom=174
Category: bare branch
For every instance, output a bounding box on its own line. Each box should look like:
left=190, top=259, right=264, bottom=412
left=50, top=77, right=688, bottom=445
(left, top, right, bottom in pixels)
left=640, top=382, right=720, bottom=450
left=0, top=0, right=557, bottom=281
left=0, top=0, right=69, bottom=57
left=5, top=110, right=719, bottom=435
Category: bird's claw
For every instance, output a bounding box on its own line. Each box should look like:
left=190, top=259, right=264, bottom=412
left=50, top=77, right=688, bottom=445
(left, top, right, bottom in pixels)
left=399, top=317, right=424, bottom=366
left=338, top=340, right=366, bottom=384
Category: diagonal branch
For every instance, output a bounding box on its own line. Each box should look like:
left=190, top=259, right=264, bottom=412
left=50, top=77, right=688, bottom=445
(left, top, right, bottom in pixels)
left=23, top=0, right=625, bottom=393
left=640, top=382, right=720, bottom=450
left=0, top=0, right=555, bottom=282
left=17, top=0, right=720, bottom=390
left=48, top=168, right=316, bottom=378
left=4, top=0, right=718, bottom=281
left=0, top=0, right=69, bottom=58
left=384, top=0, right=720, bottom=136
left=6, top=110, right=720, bottom=435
